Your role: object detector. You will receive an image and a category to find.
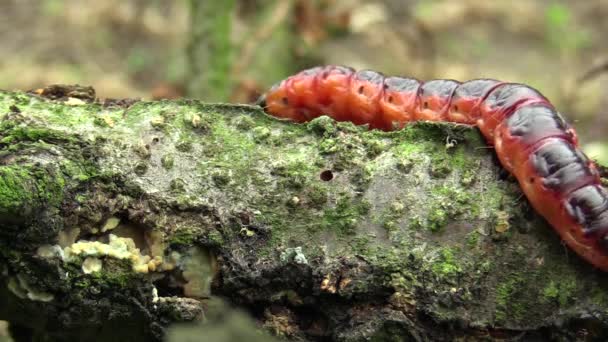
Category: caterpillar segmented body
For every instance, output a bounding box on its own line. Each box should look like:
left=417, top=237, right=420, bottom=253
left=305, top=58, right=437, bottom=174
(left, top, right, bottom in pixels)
left=257, top=65, right=608, bottom=271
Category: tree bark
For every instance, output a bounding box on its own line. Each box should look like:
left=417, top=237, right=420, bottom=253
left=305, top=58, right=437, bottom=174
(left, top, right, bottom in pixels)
left=0, top=86, right=607, bottom=341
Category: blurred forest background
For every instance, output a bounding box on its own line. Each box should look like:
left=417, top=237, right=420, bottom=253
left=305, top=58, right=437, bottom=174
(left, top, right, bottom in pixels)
left=1, top=0, right=608, bottom=160
left=1, top=0, right=608, bottom=340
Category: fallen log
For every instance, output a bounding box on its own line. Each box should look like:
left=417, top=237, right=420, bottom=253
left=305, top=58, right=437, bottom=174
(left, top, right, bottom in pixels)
left=0, top=85, right=607, bottom=341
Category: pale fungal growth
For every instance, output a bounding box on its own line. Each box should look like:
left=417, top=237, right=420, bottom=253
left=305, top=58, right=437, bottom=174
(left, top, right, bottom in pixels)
left=7, top=274, right=54, bottom=302
left=57, top=227, right=81, bottom=248
left=82, top=257, right=102, bottom=274
left=158, top=251, right=181, bottom=272
left=36, top=244, right=64, bottom=259
left=66, top=235, right=133, bottom=260
left=280, top=247, right=308, bottom=265
left=182, top=247, right=216, bottom=298
left=101, top=216, right=121, bottom=233
left=64, top=234, right=164, bottom=274
left=145, top=230, right=166, bottom=258
left=64, top=97, right=87, bottom=106
left=152, top=286, right=159, bottom=303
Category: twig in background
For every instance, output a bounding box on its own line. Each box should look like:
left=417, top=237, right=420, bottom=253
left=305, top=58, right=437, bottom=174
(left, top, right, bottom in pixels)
left=231, top=0, right=294, bottom=80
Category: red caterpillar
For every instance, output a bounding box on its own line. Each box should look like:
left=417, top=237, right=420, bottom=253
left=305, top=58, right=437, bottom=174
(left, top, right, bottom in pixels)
left=257, top=65, right=608, bottom=271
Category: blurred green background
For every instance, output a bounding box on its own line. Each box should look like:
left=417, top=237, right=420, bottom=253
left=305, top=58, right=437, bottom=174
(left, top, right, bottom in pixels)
left=1, top=0, right=608, bottom=339
left=2, top=0, right=606, bottom=161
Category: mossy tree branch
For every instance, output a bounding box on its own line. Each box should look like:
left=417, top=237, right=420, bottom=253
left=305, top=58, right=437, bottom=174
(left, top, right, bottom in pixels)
left=0, top=87, right=608, bottom=341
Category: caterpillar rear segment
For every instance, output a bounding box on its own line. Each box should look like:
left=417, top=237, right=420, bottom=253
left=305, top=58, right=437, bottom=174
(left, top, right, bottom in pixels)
left=258, top=65, right=608, bottom=271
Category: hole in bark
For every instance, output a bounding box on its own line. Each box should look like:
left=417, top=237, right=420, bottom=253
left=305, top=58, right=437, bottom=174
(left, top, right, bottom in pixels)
left=320, top=170, right=334, bottom=181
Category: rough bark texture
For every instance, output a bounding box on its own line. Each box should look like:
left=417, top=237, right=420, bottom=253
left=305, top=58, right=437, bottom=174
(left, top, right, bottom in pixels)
left=1, top=86, right=608, bottom=342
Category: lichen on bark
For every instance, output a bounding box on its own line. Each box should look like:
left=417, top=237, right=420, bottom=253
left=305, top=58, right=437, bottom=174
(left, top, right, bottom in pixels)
left=0, top=87, right=608, bottom=341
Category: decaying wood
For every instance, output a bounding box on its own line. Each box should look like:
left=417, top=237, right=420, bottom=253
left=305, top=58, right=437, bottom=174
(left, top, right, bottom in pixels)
left=0, top=86, right=607, bottom=341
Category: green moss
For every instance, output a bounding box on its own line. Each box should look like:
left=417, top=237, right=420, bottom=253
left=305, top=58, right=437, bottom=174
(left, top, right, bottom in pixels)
left=306, top=115, right=337, bottom=136
left=0, top=166, right=33, bottom=214
left=376, top=200, right=406, bottom=234
left=176, top=139, right=193, bottom=152
left=541, top=277, right=577, bottom=306
left=168, top=229, right=198, bottom=248
left=361, top=132, right=388, bottom=158
left=211, top=169, right=231, bottom=187
left=542, top=281, right=559, bottom=301
left=0, top=124, right=75, bottom=145
left=395, top=156, right=414, bottom=173
left=393, top=141, right=428, bottom=159
left=199, top=113, right=265, bottom=191
left=134, top=162, right=148, bottom=175
left=428, top=208, right=449, bottom=232
left=170, top=178, right=187, bottom=193
left=252, top=126, right=271, bottom=141
left=60, top=160, right=95, bottom=182
left=466, top=230, right=480, bottom=248
left=99, top=261, right=139, bottom=288
left=429, top=156, right=452, bottom=178
left=232, top=115, right=256, bottom=131
left=460, top=167, right=477, bottom=187
left=206, top=230, right=224, bottom=246
left=432, top=248, right=462, bottom=277
left=0, top=164, right=65, bottom=216
left=161, top=154, right=175, bottom=170
left=271, top=158, right=316, bottom=191
left=322, top=194, right=371, bottom=235
left=305, top=183, right=329, bottom=208
left=495, top=274, right=526, bottom=323
left=315, top=125, right=372, bottom=171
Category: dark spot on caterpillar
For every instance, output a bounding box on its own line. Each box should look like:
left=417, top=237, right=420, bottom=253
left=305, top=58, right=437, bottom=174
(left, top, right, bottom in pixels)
left=485, top=84, right=546, bottom=114
left=453, top=105, right=458, bottom=112
left=420, top=80, right=460, bottom=107
left=388, top=96, right=393, bottom=103
left=507, top=104, right=573, bottom=145
left=282, top=97, right=288, bottom=105
left=565, top=185, right=608, bottom=235
left=529, top=177, right=535, bottom=183
left=423, top=101, right=428, bottom=109
left=599, top=234, right=608, bottom=252
left=320, top=170, right=334, bottom=181
left=358, top=86, right=365, bottom=94
left=530, top=139, right=596, bottom=193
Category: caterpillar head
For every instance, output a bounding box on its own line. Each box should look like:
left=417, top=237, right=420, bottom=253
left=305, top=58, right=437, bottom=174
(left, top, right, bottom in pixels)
left=257, top=81, right=300, bottom=121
